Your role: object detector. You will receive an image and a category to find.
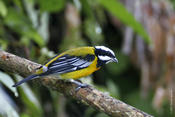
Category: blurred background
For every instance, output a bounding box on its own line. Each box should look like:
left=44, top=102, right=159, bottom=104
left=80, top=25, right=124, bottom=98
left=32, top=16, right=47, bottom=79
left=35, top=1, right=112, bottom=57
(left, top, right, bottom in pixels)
left=0, top=0, right=174, bottom=117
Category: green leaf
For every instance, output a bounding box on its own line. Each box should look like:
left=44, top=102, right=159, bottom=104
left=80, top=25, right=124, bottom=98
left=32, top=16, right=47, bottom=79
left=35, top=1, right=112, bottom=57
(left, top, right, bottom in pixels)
left=81, top=0, right=94, bottom=19
left=106, top=80, right=120, bottom=98
left=4, top=8, right=44, bottom=47
left=106, top=52, right=129, bottom=75
left=0, top=0, right=7, bottom=17
left=97, top=0, right=151, bottom=44
left=13, top=0, right=23, bottom=10
left=0, top=88, right=19, bottom=117
left=15, top=75, right=42, bottom=117
left=38, top=0, right=65, bottom=12
left=0, top=39, right=8, bottom=50
left=126, top=91, right=155, bottom=115
left=95, top=113, right=109, bottom=117
left=22, top=29, right=44, bottom=47
left=84, top=19, right=104, bottom=45
left=0, top=71, right=18, bottom=97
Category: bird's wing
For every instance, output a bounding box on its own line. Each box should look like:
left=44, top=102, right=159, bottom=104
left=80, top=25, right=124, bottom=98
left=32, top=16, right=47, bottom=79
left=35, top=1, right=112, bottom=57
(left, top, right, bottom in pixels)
left=45, top=54, right=95, bottom=74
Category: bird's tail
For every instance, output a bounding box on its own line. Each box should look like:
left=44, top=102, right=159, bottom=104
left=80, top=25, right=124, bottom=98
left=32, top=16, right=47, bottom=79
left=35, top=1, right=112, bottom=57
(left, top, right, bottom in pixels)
left=12, top=74, right=39, bottom=87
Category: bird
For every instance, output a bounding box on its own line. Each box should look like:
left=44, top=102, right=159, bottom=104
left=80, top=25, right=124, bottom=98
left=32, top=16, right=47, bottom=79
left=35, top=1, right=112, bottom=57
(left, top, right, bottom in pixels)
left=12, top=46, right=118, bottom=90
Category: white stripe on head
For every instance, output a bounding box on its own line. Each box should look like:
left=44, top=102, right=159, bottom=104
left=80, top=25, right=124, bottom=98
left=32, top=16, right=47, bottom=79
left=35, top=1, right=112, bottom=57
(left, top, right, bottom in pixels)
left=98, top=55, right=111, bottom=61
left=95, top=46, right=115, bottom=56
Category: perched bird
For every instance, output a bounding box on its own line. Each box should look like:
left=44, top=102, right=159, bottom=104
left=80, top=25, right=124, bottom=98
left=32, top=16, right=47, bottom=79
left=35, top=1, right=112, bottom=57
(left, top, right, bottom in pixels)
left=12, top=46, right=118, bottom=90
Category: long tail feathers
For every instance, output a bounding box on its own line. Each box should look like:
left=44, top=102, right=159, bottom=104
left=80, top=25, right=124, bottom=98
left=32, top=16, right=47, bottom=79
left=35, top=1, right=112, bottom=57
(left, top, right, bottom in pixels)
left=12, top=74, right=39, bottom=87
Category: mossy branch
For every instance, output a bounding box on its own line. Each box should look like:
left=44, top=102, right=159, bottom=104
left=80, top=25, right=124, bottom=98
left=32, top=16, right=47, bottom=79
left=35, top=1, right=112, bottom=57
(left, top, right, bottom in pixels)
left=0, top=50, right=153, bottom=117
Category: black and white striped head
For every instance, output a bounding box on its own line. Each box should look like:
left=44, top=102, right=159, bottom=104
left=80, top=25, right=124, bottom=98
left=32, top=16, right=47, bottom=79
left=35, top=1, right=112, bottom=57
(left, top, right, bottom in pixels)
left=95, top=46, right=118, bottom=67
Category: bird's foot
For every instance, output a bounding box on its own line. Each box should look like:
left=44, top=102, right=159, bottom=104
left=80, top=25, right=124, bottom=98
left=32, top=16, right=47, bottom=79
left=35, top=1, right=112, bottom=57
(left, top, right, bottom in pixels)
left=75, top=83, right=88, bottom=92
left=70, top=80, right=88, bottom=92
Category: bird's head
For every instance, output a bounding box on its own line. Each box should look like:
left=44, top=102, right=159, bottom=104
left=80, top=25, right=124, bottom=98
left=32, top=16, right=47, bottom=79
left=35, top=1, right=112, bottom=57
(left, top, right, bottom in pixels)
left=95, top=46, right=118, bottom=67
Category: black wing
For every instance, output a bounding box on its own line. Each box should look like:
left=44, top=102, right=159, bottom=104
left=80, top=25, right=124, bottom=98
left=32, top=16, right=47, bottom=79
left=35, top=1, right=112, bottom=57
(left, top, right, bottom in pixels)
left=43, top=54, right=95, bottom=75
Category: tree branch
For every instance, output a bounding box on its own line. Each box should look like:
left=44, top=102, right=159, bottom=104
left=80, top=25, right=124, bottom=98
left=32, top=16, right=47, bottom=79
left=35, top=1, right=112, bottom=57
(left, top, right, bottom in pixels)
left=0, top=50, right=153, bottom=117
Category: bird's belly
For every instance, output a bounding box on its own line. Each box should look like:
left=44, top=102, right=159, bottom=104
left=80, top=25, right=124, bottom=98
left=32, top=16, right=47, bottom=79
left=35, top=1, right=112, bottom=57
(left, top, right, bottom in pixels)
left=60, top=67, right=100, bottom=80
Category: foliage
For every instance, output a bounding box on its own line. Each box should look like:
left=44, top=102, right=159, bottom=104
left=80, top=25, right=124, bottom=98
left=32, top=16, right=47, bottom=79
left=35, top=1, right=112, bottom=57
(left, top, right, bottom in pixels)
left=97, top=0, right=151, bottom=44
left=0, top=0, right=173, bottom=117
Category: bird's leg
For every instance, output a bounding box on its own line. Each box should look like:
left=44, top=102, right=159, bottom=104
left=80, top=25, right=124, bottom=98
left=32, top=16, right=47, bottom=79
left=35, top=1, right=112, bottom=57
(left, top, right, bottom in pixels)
left=70, top=79, right=88, bottom=92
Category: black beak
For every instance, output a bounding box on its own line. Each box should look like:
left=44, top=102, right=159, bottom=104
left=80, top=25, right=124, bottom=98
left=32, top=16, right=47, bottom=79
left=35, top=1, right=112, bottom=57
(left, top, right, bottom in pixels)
left=112, top=58, right=118, bottom=63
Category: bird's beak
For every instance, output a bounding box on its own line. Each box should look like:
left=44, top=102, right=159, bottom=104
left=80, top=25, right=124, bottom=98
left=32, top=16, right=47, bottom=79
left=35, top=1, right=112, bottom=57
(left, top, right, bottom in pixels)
left=113, top=58, right=118, bottom=63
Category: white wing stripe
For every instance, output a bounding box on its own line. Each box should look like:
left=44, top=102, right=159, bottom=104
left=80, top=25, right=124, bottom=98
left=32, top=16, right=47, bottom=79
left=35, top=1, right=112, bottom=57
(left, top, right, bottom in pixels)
left=52, top=57, right=79, bottom=66
left=58, top=57, right=66, bottom=59
left=57, top=57, right=77, bottom=63
left=49, top=58, right=81, bottom=69
left=47, top=55, right=93, bottom=74
left=49, top=62, right=68, bottom=69
left=55, top=67, right=77, bottom=74
left=71, top=60, right=86, bottom=66
left=79, top=62, right=91, bottom=68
